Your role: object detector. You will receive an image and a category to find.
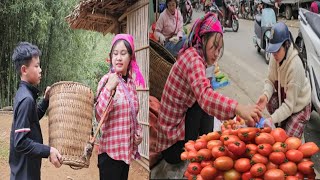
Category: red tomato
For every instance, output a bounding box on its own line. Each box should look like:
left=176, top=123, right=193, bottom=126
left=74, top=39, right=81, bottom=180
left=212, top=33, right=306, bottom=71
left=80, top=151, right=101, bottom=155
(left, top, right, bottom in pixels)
left=194, top=140, right=208, bottom=151
left=206, top=131, right=221, bottom=141
left=259, top=127, right=272, bottom=133
left=285, top=176, right=299, bottom=180
left=188, top=151, right=199, bottom=162
left=245, top=144, right=258, bottom=158
left=300, top=158, right=311, bottom=162
left=201, top=160, right=213, bottom=168
left=200, top=165, right=218, bottom=180
left=214, top=156, right=234, bottom=171
left=297, top=161, right=315, bottom=175
left=270, top=128, right=288, bottom=142
left=269, top=151, right=286, bottom=165
left=211, top=145, right=228, bottom=159
left=187, top=162, right=202, bottom=175
left=307, top=171, right=316, bottom=179
left=238, top=127, right=259, bottom=142
left=225, top=148, right=238, bottom=160
left=196, top=174, right=204, bottom=180
left=255, top=132, right=275, bottom=145
left=197, top=149, right=212, bottom=161
left=263, top=169, right=285, bottom=180
left=250, top=163, right=266, bottom=177
left=222, top=135, right=240, bottom=146
left=285, top=137, right=302, bottom=150
left=227, top=141, right=246, bottom=156
left=266, top=161, right=279, bottom=170
left=188, top=174, right=197, bottom=180
left=215, top=171, right=224, bottom=179
left=251, top=153, right=268, bottom=164
left=295, top=171, right=304, bottom=179
left=241, top=171, right=253, bottom=180
left=257, top=143, right=273, bottom=156
left=286, top=149, right=304, bottom=163
left=198, top=135, right=207, bottom=141
left=223, top=169, right=241, bottom=180
left=298, top=142, right=319, bottom=158
left=207, top=140, right=223, bottom=150
left=221, top=129, right=233, bottom=135
left=272, top=142, right=288, bottom=153
left=181, top=151, right=188, bottom=161
left=279, top=161, right=297, bottom=176
left=234, top=158, right=251, bottom=172
left=185, top=140, right=196, bottom=152
left=184, top=170, right=192, bottom=178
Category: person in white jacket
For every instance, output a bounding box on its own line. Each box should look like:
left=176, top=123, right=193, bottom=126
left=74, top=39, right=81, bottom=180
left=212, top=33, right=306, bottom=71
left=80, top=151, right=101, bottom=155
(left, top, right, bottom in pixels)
left=256, top=22, right=311, bottom=138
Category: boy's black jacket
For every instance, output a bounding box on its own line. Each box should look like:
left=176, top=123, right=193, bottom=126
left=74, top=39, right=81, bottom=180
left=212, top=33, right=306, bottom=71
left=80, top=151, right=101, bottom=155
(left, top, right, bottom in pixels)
left=9, top=81, right=50, bottom=180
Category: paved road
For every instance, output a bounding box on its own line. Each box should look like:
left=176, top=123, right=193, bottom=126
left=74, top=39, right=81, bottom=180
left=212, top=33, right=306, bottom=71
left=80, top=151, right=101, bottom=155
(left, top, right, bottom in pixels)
left=189, top=9, right=320, bottom=175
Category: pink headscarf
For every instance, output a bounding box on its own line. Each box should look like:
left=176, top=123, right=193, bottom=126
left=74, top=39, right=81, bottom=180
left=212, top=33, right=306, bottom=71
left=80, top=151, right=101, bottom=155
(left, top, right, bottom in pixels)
left=110, top=34, right=146, bottom=88
left=180, top=13, right=223, bottom=58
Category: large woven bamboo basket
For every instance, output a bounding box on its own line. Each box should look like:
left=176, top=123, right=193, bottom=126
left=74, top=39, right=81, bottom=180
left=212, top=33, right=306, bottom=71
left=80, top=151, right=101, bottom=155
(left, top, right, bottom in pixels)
left=150, top=42, right=176, bottom=101
left=48, top=81, right=94, bottom=169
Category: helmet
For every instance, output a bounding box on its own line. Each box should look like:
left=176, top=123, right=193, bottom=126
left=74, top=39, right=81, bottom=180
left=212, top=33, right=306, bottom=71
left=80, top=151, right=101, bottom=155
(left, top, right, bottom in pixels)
left=266, top=22, right=290, bottom=53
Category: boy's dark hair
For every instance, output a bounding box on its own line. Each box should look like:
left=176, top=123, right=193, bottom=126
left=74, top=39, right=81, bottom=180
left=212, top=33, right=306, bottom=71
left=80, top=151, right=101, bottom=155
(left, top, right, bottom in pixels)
left=12, top=42, right=41, bottom=76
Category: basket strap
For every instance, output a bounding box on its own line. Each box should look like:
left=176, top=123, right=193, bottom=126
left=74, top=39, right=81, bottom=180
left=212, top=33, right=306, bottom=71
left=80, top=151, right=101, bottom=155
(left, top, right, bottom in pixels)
left=90, top=90, right=115, bottom=144
left=118, top=77, right=141, bottom=159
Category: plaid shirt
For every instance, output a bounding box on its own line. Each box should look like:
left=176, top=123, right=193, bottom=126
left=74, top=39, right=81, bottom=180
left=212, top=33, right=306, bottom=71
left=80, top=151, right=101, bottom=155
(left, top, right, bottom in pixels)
left=267, top=93, right=311, bottom=138
left=95, top=74, right=141, bottom=164
left=156, top=47, right=238, bottom=152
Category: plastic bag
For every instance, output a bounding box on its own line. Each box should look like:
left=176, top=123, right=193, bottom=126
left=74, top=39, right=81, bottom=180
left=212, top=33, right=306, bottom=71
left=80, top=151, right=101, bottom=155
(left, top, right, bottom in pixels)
left=213, top=117, right=222, bottom=131
left=256, top=117, right=276, bottom=129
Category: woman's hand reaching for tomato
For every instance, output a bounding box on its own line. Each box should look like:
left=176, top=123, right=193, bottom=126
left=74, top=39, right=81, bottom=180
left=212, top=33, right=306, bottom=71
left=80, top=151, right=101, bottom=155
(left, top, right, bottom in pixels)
left=235, top=104, right=262, bottom=127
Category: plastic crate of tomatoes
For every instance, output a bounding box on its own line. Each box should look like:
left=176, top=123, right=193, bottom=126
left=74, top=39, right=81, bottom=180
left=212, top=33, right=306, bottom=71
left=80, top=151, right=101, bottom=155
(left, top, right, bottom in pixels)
left=181, top=126, right=319, bottom=180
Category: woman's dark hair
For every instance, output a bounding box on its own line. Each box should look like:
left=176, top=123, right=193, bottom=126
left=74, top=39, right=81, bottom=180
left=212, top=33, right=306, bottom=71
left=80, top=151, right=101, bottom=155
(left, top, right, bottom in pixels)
left=166, top=0, right=178, bottom=8
left=12, top=42, right=42, bottom=76
left=110, top=39, right=133, bottom=73
left=202, top=32, right=224, bottom=60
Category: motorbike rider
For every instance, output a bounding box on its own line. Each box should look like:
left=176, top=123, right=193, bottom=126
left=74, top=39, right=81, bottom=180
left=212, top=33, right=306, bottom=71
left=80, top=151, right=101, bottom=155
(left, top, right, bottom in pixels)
left=215, top=0, right=225, bottom=24
left=222, top=0, right=232, bottom=27
left=256, top=22, right=311, bottom=138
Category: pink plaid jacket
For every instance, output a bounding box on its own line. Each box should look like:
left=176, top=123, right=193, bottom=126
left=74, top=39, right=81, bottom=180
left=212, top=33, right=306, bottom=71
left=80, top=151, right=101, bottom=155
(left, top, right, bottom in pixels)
left=156, top=47, right=238, bottom=152
left=95, top=73, right=141, bottom=164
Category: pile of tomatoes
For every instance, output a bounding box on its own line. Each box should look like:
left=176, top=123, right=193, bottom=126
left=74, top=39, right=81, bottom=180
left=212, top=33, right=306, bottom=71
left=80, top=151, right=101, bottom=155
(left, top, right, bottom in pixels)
left=180, top=127, right=319, bottom=180
left=220, top=116, right=246, bottom=132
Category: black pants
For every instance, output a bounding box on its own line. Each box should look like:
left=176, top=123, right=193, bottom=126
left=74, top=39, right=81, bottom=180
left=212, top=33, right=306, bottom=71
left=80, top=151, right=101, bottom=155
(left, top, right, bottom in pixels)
left=98, top=153, right=130, bottom=180
left=162, top=102, right=214, bottom=164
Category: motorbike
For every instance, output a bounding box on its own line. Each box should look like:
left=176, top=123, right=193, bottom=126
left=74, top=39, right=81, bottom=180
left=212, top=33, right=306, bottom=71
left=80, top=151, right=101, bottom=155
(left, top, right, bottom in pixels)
left=191, top=0, right=201, bottom=11
left=252, top=0, right=276, bottom=64
left=223, top=0, right=239, bottom=32
left=210, top=3, right=224, bottom=20
left=295, top=8, right=320, bottom=114
left=180, top=0, right=193, bottom=25
left=239, top=0, right=254, bottom=19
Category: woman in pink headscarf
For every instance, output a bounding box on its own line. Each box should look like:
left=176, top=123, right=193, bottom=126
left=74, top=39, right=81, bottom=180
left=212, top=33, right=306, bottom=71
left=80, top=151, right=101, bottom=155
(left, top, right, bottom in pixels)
left=151, top=13, right=262, bottom=179
left=95, top=34, right=145, bottom=180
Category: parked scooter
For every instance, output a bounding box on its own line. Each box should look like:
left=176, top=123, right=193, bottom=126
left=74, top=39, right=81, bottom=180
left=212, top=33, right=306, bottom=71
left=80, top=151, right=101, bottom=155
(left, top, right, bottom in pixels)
left=223, top=0, right=239, bottom=32
left=295, top=8, right=320, bottom=114
left=180, top=0, right=193, bottom=25
left=253, top=0, right=276, bottom=64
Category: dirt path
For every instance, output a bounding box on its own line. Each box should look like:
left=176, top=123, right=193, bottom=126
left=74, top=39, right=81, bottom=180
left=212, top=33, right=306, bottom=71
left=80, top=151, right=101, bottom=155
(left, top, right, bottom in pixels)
left=0, top=113, right=149, bottom=180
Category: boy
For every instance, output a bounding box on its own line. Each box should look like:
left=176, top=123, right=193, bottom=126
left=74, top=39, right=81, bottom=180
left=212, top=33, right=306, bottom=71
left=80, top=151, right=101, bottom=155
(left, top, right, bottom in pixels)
left=9, top=42, right=62, bottom=180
